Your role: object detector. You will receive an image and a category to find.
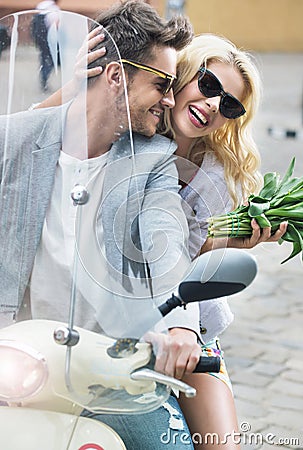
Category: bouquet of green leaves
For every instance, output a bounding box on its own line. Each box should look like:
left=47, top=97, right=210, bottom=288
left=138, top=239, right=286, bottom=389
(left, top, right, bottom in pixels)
left=208, top=157, right=303, bottom=263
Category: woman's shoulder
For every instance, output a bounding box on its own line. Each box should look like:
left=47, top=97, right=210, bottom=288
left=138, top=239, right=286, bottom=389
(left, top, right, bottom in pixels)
left=188, top=151, right=226, bottom=190
left=201, top=151, right=224, bottom=172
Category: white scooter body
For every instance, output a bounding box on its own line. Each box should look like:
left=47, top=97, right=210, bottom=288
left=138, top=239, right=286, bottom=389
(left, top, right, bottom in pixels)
left=0, top=320, right=153, bottom=450
left=1, top=407, right=125, bottom=450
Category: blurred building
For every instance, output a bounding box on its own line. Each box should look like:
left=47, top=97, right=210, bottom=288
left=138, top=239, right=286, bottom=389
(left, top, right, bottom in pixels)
left=160, top=0, right=303, bottom=51
left=184, top=0, right=303, bottom=52
left=0, top=0, right=111, bottom=19
left=0, top=0, right=302, bottom=51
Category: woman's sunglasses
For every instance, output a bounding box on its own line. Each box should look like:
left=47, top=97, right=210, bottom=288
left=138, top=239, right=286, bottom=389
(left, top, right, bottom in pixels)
left=121, top=59, right=176, bottom=96
left=198, top=67, right=246, bottom=119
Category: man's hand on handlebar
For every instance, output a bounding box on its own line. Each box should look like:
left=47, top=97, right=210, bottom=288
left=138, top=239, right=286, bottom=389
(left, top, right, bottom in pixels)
left=144, top=328, right=201, bottom=380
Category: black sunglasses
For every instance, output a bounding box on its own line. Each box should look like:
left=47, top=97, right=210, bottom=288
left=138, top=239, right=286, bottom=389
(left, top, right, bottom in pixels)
left=198, top=67, right=246, bottom=119
left=121, top=59, right=176, bottom=96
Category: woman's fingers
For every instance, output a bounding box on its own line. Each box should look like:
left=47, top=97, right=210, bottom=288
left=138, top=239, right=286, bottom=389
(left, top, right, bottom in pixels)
left=76, top=26, right=106, bottom=70
left=87, top=29, right=105, bottom=51
left=228, top=218, right=287, bottom=249
left=74, top=40, right=106, bottom=82
left=267, top=221, right=288, bottom=242
left=76, top=27, right=103, bottom=59
left=87, top=46, right=106, bottom=65
left=87, top=25, right=104, bottom=40
left=86, top=66, right=103, bottom=78
left=253, top=219, right=288, bottom=243
left=253, top=219, right=272, bottom=241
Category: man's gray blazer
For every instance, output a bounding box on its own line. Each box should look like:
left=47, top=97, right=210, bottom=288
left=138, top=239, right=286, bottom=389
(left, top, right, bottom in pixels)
left=0, top=105, right=200, bottom=335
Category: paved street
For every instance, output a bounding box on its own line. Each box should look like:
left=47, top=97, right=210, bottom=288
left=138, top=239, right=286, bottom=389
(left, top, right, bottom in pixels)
left=0, top=33, right=303, bottom=449
left=222, top=52, right=303, bottom=449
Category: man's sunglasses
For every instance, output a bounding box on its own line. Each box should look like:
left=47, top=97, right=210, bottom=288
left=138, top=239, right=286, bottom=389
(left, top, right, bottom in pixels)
left=121, top=59, right=176, bottom=96
left=198, top=67, right=246, bottom=119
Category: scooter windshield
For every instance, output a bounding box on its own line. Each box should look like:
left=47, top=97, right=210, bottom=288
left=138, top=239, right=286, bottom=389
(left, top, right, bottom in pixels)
left=0, top=11, right=190, bottom=414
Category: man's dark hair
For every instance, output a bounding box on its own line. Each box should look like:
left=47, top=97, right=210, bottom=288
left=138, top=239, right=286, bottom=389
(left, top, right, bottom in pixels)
left=88, top=0, right=193, bottom=72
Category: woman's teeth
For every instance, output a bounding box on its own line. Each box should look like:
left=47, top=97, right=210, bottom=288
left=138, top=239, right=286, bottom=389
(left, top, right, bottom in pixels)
left=189, top=106, right=208, bottom=125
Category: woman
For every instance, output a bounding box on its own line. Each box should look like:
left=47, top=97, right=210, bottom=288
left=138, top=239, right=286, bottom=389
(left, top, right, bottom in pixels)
left=158, top=33, right=287, bottom=449
left=36, top=31, right=287, bottom=449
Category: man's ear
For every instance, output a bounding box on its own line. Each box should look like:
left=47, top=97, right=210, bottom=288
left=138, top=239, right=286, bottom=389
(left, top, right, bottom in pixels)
left=105, top=62, right=125, bottom=88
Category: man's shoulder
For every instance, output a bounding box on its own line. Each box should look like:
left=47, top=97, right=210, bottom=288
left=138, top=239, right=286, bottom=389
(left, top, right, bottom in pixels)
left=0, top=104, right=66, bottom=146
left=0, top=104, right=62, bottom=127
left=133, top=133, right=177, bottom=155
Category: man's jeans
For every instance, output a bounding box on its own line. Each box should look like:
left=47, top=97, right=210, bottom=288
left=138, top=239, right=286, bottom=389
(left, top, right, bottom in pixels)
left=82, top=394, right=194, bottom=449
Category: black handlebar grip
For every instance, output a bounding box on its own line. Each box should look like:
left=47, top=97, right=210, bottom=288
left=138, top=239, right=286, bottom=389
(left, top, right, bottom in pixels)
left=194, top=356, right=221, bottom=373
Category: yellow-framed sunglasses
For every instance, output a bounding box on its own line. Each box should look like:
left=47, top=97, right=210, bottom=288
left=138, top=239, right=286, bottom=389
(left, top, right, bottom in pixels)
left=120, top=59, right=176, bottom=95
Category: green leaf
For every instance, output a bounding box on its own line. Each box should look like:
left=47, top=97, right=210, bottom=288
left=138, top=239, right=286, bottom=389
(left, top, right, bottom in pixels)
left=281, top=241, right=302, bottom=264
left=279, top=156, right=296, bottom=187
left=274, top=157, right=296, bottom=197
left=208, top=157, right=303, bottom=265
left=282, top=222, right=303, bottom=243
left=254, top=214, right=271, bottom=228
left=248, top=195, right=271, bottom=203
left=282, top=231, right=299, bottom=244
left=259, top=172, right=279, bottom=199
left=281, top=222, right=303, bottom=263
left=266, top=202, right=303, bottom=218
left=286, top=219, right=303, bottom=229
left=273, top=177, right=303, bottom=201
left=248, top=200, right=271, bottom=217
left=272, top=187, right=303, bottom=207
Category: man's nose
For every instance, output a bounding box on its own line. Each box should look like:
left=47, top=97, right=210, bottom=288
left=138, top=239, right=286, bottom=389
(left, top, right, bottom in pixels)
left=160, top=89, right=175, bottom=108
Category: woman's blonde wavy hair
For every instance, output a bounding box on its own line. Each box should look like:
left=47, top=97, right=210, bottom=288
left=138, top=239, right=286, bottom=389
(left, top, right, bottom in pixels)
left=159, top=33, right=263, bottom=207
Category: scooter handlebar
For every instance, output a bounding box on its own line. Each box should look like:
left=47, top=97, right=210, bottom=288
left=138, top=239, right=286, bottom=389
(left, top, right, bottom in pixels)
left=131, top=355, right=221, bottom=398
left=194, top=355, right=221, bottom=373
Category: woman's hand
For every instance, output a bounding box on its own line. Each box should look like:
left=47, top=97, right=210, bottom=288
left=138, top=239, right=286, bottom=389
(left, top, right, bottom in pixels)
left=201, top=219, right=288, bottom=254
left=34, top=27, right=107, bottom=109
left=227, top=218, right=288, bottom=249
left=74, top=26, right=106, bottom=83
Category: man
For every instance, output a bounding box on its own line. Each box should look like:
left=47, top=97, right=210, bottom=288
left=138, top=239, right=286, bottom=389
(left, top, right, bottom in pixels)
left=0, top=2, right=200, bottom=448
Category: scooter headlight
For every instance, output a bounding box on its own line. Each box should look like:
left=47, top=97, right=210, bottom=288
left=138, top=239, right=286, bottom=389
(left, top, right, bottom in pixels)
left=0, top=340, right=48, bottom=402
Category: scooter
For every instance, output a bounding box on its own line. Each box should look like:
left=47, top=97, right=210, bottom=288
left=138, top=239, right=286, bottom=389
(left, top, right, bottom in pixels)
left=0, top=248, right=257, bottom=450
left=0, top=10, right=257, bottom=449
